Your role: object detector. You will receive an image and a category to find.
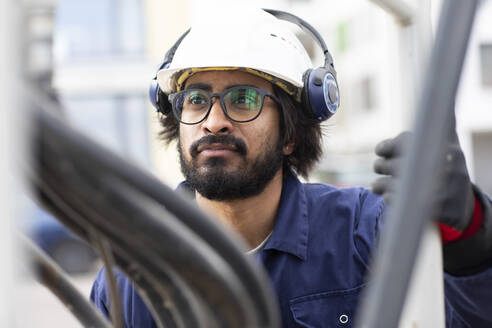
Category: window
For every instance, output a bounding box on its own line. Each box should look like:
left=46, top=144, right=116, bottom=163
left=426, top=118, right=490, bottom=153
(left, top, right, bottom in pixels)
left=52, top=0, right=150, bottom=167
left=480, top=43, right=492, bottom=86
left=54, top=0, right=144, bottom=60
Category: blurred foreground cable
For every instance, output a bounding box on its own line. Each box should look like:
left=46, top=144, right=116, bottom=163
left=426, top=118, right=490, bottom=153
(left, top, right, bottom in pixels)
left=36, top=179, right=202, bottom=328
left=95, top=237, right=124, bottom=328
left=20, top=235, right=111, bottom=328
left=35, top=111, right=253, bottom=327
left=33, top=87, right=280, bottom=328
left=28, top=98, right=280, bottom=328
left=355, top=1, right=479, bottom=327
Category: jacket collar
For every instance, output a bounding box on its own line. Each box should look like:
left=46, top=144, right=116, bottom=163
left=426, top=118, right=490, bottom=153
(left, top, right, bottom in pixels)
left=262, top=171, right=309, bottom=261
left=177, top=170, right=309, bottom=261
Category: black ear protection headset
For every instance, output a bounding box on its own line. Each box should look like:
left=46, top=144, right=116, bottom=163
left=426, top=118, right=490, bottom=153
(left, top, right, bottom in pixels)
left=149, top=9, right=340, bottom=122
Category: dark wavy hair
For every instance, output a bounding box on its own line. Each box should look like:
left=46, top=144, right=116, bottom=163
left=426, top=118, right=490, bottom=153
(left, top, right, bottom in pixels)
left=158, top=85, right=323, bottom=178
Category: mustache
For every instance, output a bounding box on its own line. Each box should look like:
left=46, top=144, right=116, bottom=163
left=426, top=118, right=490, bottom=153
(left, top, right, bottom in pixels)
left=190, top=135, right=247, bottom=158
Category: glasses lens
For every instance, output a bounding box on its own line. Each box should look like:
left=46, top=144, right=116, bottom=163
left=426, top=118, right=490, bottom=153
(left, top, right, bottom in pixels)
left=224, top=88, right=262, bottom=121
left=175, top=89, right=211, bottom=124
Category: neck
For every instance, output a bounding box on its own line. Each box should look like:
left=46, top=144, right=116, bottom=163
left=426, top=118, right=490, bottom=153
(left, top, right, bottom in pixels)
left=195, top=168, right=284, bottom=249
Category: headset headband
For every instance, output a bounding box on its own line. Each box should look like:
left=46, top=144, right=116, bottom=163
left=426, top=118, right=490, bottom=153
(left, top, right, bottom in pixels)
left=262, top=9, right=335, bottom=72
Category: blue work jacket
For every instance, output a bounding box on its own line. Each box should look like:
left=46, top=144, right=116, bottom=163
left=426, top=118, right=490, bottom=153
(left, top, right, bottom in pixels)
left=91, top=171, right=492, bottom=327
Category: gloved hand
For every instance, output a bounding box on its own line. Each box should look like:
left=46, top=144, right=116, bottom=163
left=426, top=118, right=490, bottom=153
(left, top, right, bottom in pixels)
left=371, top=131, right=475, bottom=232
left=370, top=130, right=492, bottom=275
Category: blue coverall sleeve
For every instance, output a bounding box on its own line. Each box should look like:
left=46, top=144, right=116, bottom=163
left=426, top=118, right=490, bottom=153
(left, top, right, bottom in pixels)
left=90, top=268, right=111, bottom=320
left=353, top=189, right=385, bottom=267
left=444, top=268, right=492, bottom=327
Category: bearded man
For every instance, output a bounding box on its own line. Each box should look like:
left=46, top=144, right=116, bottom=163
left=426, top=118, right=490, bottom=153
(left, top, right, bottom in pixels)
left=91, top=7, right=492, bottom=327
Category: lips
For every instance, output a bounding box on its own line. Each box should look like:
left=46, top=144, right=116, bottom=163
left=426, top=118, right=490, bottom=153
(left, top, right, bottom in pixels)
left=189, top=135, right=247, bottom=158
left=197, top=143, right=237, bottom=153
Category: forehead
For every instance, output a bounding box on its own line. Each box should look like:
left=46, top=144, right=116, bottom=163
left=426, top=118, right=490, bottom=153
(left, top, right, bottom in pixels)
left=183, top=70, right=274, bottom=92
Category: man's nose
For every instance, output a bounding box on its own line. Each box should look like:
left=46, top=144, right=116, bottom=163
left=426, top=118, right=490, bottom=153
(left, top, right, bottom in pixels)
left=201, top=99, right=233, bottom=134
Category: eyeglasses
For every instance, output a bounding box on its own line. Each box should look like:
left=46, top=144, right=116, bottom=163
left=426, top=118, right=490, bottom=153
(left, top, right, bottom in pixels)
left=168, top=85, right=280, bottom=125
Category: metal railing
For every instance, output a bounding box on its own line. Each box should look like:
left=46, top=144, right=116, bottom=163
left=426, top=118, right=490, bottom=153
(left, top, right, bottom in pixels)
left=355, top=1, right=479, bottom=327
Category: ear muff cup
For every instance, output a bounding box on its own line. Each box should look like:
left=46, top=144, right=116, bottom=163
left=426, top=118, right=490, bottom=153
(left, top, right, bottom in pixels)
left=301, top=67, right=339, bottom=121
left=149, top=76, right=172, bottom=115
left=301, top=68, right=314, bottom=119
left=157, top=88, right=172, bottom=115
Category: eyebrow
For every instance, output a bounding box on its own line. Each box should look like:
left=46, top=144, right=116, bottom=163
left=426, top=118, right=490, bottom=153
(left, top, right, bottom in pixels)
left=185, top=83, right=262, bottom=92
left=185, top=83, right=212, bottom=91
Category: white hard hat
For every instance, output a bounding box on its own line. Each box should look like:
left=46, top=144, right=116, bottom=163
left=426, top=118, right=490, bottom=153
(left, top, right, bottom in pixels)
left=156, top=6, right=313, bottom=100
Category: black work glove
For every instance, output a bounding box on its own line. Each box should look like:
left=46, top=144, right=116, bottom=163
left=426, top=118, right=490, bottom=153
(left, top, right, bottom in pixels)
left=372, top=131, right=492, bottom=275
left=372, top=131, right=474, bottom=231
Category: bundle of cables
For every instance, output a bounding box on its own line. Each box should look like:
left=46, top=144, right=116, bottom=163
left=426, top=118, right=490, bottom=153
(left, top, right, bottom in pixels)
left=26, top=90, right=280, bottom=328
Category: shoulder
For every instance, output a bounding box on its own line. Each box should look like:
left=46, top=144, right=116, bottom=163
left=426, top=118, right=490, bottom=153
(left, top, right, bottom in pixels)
left=303, top=182, right=384, bottom=216
left=302, top=182, right=385, bottom=265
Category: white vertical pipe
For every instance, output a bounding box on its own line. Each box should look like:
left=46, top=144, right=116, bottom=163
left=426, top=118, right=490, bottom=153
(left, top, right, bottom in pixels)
left=0, top=0, right=24, bottom=326
left=393, top=1, right=445, bottom=327
left=368, top=0, right=445, bottom=327
left=370, top=0, right=415, bottom=26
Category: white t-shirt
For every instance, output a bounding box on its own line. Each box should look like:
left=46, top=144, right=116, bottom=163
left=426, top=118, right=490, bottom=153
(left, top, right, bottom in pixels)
left=245, top=232, right=272, bottom=256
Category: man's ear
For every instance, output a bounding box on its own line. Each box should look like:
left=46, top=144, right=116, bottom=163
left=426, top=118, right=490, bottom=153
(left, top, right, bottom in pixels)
left=283, top=140, right=295, bottom=156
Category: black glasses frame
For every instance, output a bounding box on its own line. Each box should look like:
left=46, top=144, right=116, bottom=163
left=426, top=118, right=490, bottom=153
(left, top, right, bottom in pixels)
left=168, top=85, right=281, bottom=125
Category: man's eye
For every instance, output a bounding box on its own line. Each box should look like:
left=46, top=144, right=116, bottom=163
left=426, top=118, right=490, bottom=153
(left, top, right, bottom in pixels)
left=233, top=94, right=251, bottom=104
left=231, top=90, right=259, bottom=106
left=232, top=95, right=245, bottom=104
left=188, top=93, right=207, bottom=104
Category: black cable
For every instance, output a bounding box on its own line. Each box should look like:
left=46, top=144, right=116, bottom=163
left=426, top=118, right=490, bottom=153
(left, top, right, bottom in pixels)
left=37, top=143, right=253, bottom=326
left=35, top=186, right=129, bottom=327
left=32, top=108, right=276, bottom=326
left=95, top=237, right=124, bottom=328
left=30, top=90, right=281, bottom=328
left=20, top=235, right=112, bottom=328
left=34, top=159, right=200, bottom=328
left=33, top=167, right=191, bottom=327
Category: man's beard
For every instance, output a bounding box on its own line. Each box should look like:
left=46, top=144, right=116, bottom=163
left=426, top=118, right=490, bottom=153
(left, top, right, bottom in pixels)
left=179, top=134, right=284, bottom=200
